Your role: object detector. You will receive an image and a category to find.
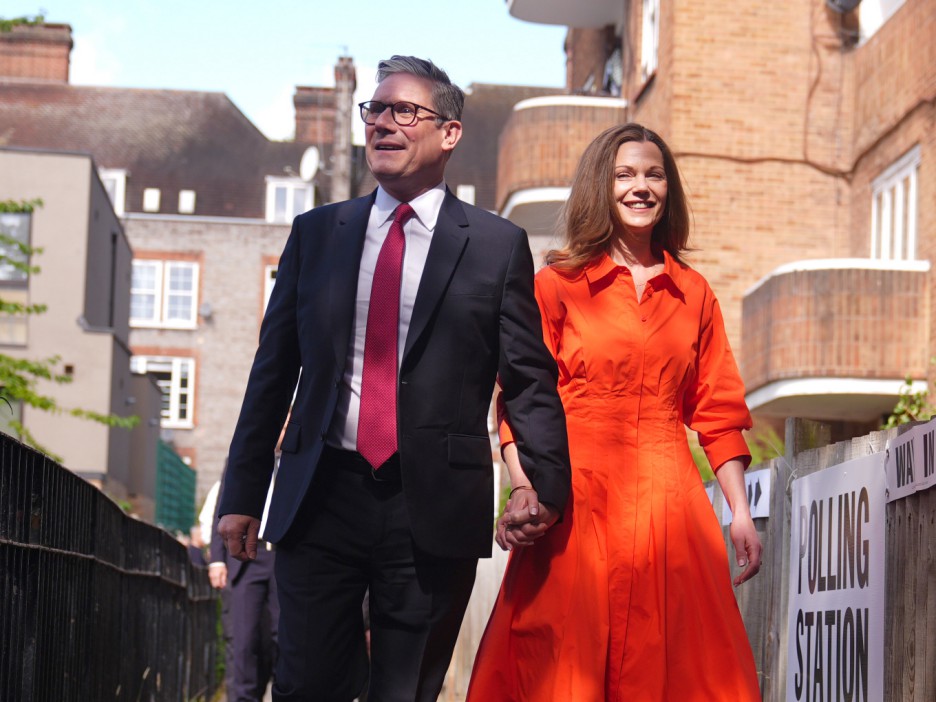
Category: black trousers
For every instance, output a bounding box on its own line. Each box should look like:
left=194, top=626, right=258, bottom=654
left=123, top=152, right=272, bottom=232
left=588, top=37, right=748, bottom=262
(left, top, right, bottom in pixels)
left=272, top=448, right=478, bottom=702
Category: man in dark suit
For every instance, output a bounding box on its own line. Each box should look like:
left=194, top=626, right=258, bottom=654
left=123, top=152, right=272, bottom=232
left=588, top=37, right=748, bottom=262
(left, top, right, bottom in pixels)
left=217, top=55, right=570, bottom=702
left=209, top=479, right=279, bottom=702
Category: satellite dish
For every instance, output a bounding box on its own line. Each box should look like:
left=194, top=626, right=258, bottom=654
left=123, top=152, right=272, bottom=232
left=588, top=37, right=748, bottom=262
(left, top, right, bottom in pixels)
left=299, top=146, right=320, bottom=181
left=826, top=0, right=861, bottom=12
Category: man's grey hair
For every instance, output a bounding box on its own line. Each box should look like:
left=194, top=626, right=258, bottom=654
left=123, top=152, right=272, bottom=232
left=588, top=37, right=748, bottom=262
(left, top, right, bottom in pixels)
left=376, top=55, right=465, bottom=122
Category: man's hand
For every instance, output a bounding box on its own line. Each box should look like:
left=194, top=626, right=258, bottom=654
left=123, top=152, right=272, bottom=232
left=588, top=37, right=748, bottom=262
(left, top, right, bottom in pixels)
left=495, top=487, right=559, bottom=551
left=218, top=514, right=261, bottom=562
left=208, top=563, right=228, bottom=589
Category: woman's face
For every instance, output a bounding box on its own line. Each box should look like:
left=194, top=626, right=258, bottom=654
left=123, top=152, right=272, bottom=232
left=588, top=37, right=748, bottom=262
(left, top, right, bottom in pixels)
left=612, top=140, right=668, bottom=239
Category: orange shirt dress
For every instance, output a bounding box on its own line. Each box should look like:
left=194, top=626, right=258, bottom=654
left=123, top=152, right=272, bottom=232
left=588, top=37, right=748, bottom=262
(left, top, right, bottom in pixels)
left=466, top=252, right=761, bottom=701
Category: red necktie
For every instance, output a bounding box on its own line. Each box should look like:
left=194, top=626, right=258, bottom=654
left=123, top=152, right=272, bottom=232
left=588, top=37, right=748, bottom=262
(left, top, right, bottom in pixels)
left=358, top=202, right=415, bottom=469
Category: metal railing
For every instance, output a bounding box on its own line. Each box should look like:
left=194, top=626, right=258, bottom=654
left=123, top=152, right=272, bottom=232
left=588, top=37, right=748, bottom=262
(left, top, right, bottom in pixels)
left=0, top=433, right=219, bottom=701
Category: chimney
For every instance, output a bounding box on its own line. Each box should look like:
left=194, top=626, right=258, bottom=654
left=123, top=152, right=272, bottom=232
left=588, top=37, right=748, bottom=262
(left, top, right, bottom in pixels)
left=293, top=86, right=337, bottom=144
left=329, top=56, right=356, bottom=203
left=0, top=22, right=73, bottom=83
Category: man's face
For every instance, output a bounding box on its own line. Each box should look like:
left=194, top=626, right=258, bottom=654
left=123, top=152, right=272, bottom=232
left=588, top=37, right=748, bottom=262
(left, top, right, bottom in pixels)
left=365, top=73, right=461, bottom=202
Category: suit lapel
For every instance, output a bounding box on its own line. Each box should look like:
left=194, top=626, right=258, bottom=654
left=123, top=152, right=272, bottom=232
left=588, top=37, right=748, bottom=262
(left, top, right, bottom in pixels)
left=328, top=193, right=374, bottom=367
left=403, top=191, right=469, bottom=365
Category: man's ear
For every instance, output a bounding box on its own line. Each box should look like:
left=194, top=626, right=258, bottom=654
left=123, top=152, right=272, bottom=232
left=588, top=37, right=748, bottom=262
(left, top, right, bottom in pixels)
left=440, top=120, right=462, bottom=153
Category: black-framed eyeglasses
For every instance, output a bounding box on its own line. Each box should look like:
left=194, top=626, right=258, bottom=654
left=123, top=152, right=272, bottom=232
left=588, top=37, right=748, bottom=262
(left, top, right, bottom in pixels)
left=358, top=100, right=448, bottom=126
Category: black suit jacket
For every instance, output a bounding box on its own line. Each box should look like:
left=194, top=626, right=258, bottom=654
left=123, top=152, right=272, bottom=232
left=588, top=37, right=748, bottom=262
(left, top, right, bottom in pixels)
left=219, top=189, right=570, bottom=559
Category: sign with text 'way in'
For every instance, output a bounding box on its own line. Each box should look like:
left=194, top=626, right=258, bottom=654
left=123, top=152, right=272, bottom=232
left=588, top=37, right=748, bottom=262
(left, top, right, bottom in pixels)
left=720, top=468, right=771, bottom=524
left=786, top=453, right=885, bottom=702
left=883, top=416, right=936, bottom=502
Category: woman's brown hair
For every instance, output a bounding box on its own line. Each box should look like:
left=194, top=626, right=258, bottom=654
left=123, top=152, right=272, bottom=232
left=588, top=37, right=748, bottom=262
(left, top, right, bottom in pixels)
left=546, top=123, right=691, bottom=271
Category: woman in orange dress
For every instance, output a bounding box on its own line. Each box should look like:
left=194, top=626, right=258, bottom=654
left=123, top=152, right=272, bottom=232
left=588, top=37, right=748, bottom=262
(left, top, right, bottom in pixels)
left=466, top=124, right=762, bottom=701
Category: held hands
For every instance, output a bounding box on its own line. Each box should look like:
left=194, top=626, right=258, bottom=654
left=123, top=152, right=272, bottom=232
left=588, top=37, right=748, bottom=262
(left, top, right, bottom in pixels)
left=729, top=511, right=763, bottom=587
left=218, top=514, right=261, bottom=562
left=495, top=486, right=559, bottom=551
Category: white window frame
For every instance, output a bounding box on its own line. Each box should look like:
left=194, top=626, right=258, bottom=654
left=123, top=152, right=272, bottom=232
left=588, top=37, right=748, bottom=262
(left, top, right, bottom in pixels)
left=263, top=264, right=278, bottom=312
left=0, top=212, right=31, bottom=346
left=870, top=145, right=920, bottom=261
left=455, top=184, right=476, bottom=205
left=130, top=355, right=195, bottom=429
left=143, top=188, right=161, bottom=213
left=130, top=259, right=200, bottom=329
left=98, top=168, right=127, bottom=217
left=178, top=189, right=197, bottom=214
left=859, top=0, right=907, bottom=42
left=640, top=0, right=660, bottom=83
left=265, top=177, right=313, bottom=224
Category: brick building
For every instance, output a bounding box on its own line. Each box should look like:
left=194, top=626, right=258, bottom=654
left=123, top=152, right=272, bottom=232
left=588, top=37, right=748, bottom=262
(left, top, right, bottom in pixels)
left=502, top=0, right=935, bottom=440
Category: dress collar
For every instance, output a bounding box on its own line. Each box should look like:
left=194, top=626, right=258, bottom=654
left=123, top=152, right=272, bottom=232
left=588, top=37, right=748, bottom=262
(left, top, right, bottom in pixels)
left=582, top=250, right=687, bottom=298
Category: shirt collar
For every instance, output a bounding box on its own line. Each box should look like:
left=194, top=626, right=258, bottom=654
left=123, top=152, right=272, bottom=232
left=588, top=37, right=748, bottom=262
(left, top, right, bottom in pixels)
left=583, top=249, right=686, bottom=297
left=374, top=183, right=446, bottom=231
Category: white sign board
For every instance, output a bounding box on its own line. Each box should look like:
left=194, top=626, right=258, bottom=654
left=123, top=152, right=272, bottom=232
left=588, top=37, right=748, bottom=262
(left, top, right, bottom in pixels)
left=720, top=468, right=771, bottom=524
left=786, top=453, right=885, bottom=702
left=884, top=416, right=936, bottom=502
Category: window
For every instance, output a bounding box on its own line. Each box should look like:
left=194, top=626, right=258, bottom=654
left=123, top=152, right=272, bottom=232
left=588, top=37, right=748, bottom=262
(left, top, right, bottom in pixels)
left=130, top=355, right=195, bottom=428
left=143, top=188, right=161, bottom=213
left=98, top=168, right=127, bottom=216
left=178, top=190, right=197, bottom=214
left=263, top=264, right=278, bottom=312
left=870, top=145, right=919, bottom=261
left=603, top=47, right=624, bottom=97
left=859, top=0, right=907, bottom=41
left=265, top=177, right=313, bottom=223
left=456, top=184, right=476, bottom=205
left=0, top=212, right=31, bottom=345
left=0, top=212, right=30, bottom=285
left=131, top=259, right=200, bottom=328
left=640, top=0, right=660, bottom=82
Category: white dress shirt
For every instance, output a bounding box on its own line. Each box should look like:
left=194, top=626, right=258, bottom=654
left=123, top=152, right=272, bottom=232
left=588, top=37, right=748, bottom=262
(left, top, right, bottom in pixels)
left=327, top=183, right=447, bottom=450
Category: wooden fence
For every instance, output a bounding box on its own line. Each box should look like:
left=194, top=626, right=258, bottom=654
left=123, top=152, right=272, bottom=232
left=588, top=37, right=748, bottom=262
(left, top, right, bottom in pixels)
left=443, top=417, right=936, bottom=700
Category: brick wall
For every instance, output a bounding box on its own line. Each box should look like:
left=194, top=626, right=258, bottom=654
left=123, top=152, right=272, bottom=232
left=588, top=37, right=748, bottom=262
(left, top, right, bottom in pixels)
left=742, top=265, right=929, bottom=391
left=0, top=23, right=72, bottom=83
left=496, top=99, right=626, bottom=211
left=565, top=27, right=616, bottom=93
left=294, top=86, right=337, bottom=144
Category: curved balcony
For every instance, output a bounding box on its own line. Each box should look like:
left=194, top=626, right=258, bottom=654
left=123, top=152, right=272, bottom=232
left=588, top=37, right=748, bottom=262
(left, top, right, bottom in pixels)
left=497, top=95, right=627, bottom=247
left=507, top=0, right=621, bottom=28
left=741, top=259, right=930, bottom=422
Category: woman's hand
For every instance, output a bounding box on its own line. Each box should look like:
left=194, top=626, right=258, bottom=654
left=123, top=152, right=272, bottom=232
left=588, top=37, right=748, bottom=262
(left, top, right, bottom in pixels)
left=729, top=512, right=762, bottom=586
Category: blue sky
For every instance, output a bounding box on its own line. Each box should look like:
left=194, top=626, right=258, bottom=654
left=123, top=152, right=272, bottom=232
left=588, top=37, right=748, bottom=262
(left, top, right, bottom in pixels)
left=9, top=1, right=567, bottom=142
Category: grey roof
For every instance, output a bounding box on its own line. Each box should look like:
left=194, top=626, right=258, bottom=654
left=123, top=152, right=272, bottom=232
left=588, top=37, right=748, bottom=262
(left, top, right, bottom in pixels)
left=0, top=81, right=312, bottom=218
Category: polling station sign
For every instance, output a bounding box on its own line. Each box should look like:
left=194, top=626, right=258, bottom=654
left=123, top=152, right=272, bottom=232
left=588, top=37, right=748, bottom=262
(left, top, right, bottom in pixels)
left=786, top=453, right=885, bottom=702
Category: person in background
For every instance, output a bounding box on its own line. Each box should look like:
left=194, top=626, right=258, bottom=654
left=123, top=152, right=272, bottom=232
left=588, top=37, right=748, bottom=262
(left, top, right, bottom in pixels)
left=210, top=462, right=279, bottom=702
left=216, top=55, right=570, bottom=701
left=467, top=123, right=762, bottom=701
left=187, top=525, right=207, bottom=567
